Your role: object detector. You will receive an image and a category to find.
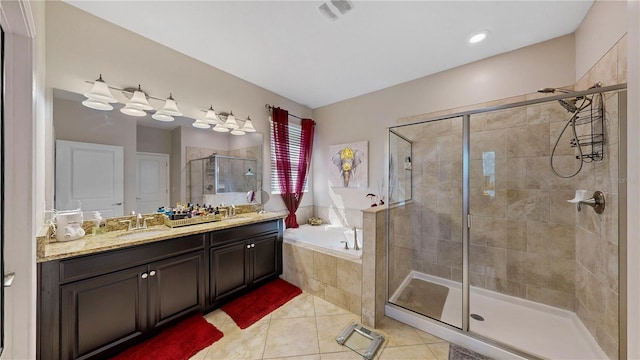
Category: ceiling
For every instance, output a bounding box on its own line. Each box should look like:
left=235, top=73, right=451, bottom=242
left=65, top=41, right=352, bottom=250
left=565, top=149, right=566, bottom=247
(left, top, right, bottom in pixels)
left=65, top=1, right=593, bottom=109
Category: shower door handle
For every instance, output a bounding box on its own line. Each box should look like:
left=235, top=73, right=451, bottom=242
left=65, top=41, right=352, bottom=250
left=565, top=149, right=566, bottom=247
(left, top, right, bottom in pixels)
left=467, top=214, right=473, bottom=228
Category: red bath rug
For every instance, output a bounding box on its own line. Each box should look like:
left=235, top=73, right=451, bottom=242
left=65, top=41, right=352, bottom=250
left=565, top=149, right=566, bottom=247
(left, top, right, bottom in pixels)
left=111, top=314, right=223, bottom=360
left=221, top=278, right=302, bottom=329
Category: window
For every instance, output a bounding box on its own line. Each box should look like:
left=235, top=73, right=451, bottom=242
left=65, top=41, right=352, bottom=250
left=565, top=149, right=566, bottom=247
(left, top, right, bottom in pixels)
left=270, top=121, right=309, bottom=194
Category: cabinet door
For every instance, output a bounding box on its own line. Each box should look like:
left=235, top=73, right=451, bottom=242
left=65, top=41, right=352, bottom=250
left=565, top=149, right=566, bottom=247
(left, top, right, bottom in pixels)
left=60, top=265, right=148, bottom=360
left=210, top=241, right=249, bottom=304
left=250, top=233, right=279, bottom=285
left=148, top=251, right=205, bottom=330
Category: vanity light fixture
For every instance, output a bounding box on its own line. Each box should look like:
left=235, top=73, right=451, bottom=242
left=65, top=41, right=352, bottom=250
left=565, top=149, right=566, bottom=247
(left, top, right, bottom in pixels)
left=125, top=86, right=153, bottom=110
left=192, top=120, right=211, bottom=129
left=120, top=105, right=147, bottom=117
left=151, top=112, right=174, bottom=122
left=240, top=116, right=257, bottom=132
left=223, top=111, right=239, bottom=129
left=121, top=85, right=153, bottom=117
left=81, top=74, right=256, bottom=135
left=82, top=98, right=114, bottom=111
left=203, top=106, right=221, bottom=124
left=212, top=123, right=230, bottom=132
left=152, top=93, right=182, bottom=121
left=84, top=74, right=118, bottom=104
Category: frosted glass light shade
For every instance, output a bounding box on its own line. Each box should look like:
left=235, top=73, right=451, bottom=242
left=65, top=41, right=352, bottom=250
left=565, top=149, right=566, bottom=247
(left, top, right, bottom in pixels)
left=204, top=106, right=220, bottom=124
left=120, top=105, right=146, bottom=116
left=152, top=112, right=174, bottom=122
left=126, top=88, right=153, bottom=111
left=212, top=124, right=229, bottom=132
left=84, top=75, right=117, bottom=103
left=82, top=99, right=113, bottom=111
left=240, top=116, right=256, bottom=132
left=192, top=120, right=210, bottom=129
left=230, top=129, right=246, bottom=136
left=223, top=112, right=239, bottom=129
left=157, top=95, right=182, bottom=116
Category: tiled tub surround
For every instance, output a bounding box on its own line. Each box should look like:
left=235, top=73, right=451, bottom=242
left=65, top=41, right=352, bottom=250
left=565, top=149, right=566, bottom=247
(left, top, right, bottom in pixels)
left=282, top=230, right=363, bottom=316
left=282, top=206, right=387, bottom=328
left=389, top=35, right=626, bottom=359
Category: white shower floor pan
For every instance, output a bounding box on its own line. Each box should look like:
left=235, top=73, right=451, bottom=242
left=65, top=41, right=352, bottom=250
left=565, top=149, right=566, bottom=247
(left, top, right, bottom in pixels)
left=389, top=272, right=607, bottom=360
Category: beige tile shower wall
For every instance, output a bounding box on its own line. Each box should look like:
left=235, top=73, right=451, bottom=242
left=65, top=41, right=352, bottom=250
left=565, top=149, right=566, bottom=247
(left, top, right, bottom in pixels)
left=388, top=117, right=465, bottom=298
left=468, top=102, right=578, bottom=311
left=572, top=35, right=626, bottom=360
left=282, top=243, right=362, bottom=316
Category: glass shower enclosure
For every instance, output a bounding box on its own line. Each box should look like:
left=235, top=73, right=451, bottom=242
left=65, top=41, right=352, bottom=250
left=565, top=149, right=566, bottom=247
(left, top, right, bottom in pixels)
left=189, top=155, right=258, bottom=203
left=386, top=85, right=626, bottom=359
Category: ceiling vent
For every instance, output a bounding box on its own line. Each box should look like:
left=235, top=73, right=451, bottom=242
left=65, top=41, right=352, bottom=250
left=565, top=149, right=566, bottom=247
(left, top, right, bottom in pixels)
left=319, top=0, right=353, bottom=20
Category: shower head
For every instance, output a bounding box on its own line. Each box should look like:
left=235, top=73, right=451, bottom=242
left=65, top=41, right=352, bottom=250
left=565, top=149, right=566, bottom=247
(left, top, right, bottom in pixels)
left=558, top=99, right=578, bottom=113
left=537, top=87, right=576, bottom=94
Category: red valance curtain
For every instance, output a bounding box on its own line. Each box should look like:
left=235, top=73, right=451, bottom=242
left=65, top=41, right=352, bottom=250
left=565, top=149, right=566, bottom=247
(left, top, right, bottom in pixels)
left=272, top=107, right=315, bottom=228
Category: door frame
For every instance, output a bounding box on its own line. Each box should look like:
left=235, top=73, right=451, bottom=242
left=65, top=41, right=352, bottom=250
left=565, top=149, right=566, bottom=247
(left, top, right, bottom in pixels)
left=0, top=1, right=38, bottom=359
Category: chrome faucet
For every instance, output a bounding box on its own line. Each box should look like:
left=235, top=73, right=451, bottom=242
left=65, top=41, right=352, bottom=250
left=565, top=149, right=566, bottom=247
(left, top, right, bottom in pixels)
left=120, top=212, right=153, bottom=231
left=352, top=226, right=360, bottom=250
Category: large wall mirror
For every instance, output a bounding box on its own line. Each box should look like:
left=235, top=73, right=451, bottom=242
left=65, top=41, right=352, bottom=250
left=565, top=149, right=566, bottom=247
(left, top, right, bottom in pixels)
left=52, top=89, right=263, bottom=218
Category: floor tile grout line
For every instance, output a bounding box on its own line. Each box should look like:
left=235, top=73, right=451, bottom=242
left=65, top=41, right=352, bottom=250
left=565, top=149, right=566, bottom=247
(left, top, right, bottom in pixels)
left=312, top=296, right=323, bottom=358
left=259, top=317, right=271, bottom=360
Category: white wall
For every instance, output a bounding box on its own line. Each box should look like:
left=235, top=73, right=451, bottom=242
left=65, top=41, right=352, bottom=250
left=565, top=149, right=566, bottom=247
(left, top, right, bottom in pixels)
left=312, top=35, right=576, bottom=212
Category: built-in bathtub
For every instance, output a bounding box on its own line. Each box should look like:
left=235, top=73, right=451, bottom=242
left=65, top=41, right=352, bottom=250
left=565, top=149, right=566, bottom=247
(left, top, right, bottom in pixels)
left=282, top=224, right=363, bottom=315
left=284, top=224, right=362, bottom=261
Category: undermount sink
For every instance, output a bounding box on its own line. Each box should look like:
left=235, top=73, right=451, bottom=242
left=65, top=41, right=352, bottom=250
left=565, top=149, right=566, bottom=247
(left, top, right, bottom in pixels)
left=115, top=228, right=171, bottom=240
left=224, top=214, right=254, bottom=222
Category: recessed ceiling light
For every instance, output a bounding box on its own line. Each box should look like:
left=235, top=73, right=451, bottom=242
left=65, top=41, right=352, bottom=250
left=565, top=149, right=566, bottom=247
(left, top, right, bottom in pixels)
left=468, top=31, right=488, bottom=44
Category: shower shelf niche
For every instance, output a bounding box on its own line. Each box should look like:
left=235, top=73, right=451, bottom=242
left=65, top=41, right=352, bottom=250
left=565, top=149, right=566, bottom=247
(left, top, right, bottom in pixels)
left=570, top=92, right=605, bottom=162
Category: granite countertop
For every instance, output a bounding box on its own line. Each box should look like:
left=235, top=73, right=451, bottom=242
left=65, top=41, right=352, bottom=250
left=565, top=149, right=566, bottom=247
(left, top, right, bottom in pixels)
left=37, top=212, right=285, bottom=263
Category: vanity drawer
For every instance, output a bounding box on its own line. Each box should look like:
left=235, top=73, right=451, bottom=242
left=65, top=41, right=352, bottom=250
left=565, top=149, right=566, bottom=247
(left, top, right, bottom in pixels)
left=59, top=234, right=205, bottom=284
left=209, top=219, right=282, bottom=246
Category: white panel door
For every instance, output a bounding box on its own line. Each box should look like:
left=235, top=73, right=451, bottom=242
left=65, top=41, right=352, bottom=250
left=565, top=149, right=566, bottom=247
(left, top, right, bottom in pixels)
left=136, top=152, right=169, bottom=214
left=56, top=140, right=124, bottom=217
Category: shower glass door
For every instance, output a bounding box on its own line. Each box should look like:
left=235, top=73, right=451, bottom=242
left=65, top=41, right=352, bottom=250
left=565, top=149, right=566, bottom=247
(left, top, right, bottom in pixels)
left=387, top=116, right=464, bottom=329
left=467, top=90, right=623, bottom=359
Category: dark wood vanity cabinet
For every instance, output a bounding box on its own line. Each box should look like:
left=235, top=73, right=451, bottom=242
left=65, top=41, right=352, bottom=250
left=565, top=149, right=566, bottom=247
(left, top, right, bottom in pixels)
left=208, top=220, right=283, bottom=307
left=39, top=234, right=206, bottom=360
left=209, top=232, right=280, bottom=305
left=38, top=219, right=283, bottom=360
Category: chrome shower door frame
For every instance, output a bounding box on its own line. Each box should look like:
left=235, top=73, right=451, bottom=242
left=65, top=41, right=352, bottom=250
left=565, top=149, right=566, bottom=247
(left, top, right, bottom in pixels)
left=385, top=83, right=627, bottom=359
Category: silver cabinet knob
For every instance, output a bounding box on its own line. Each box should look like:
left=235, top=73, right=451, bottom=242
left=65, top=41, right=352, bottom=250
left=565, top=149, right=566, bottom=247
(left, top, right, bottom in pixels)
left=149, top=270, right=156, bottom=277
left=251, top=243, right=255, bottom=248
left=246, top=244, right=251, bottom=249
left=141, top=273, right=148, bottom=279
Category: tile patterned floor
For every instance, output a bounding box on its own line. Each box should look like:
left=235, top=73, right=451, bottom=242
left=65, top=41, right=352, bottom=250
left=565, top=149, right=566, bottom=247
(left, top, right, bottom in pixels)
left=191, top=292, right=451, bottom=360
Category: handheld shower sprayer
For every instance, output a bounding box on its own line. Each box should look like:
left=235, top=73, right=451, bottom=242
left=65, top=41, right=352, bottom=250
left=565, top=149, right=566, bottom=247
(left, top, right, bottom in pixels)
left=538, top=83, right=604, bottom=178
